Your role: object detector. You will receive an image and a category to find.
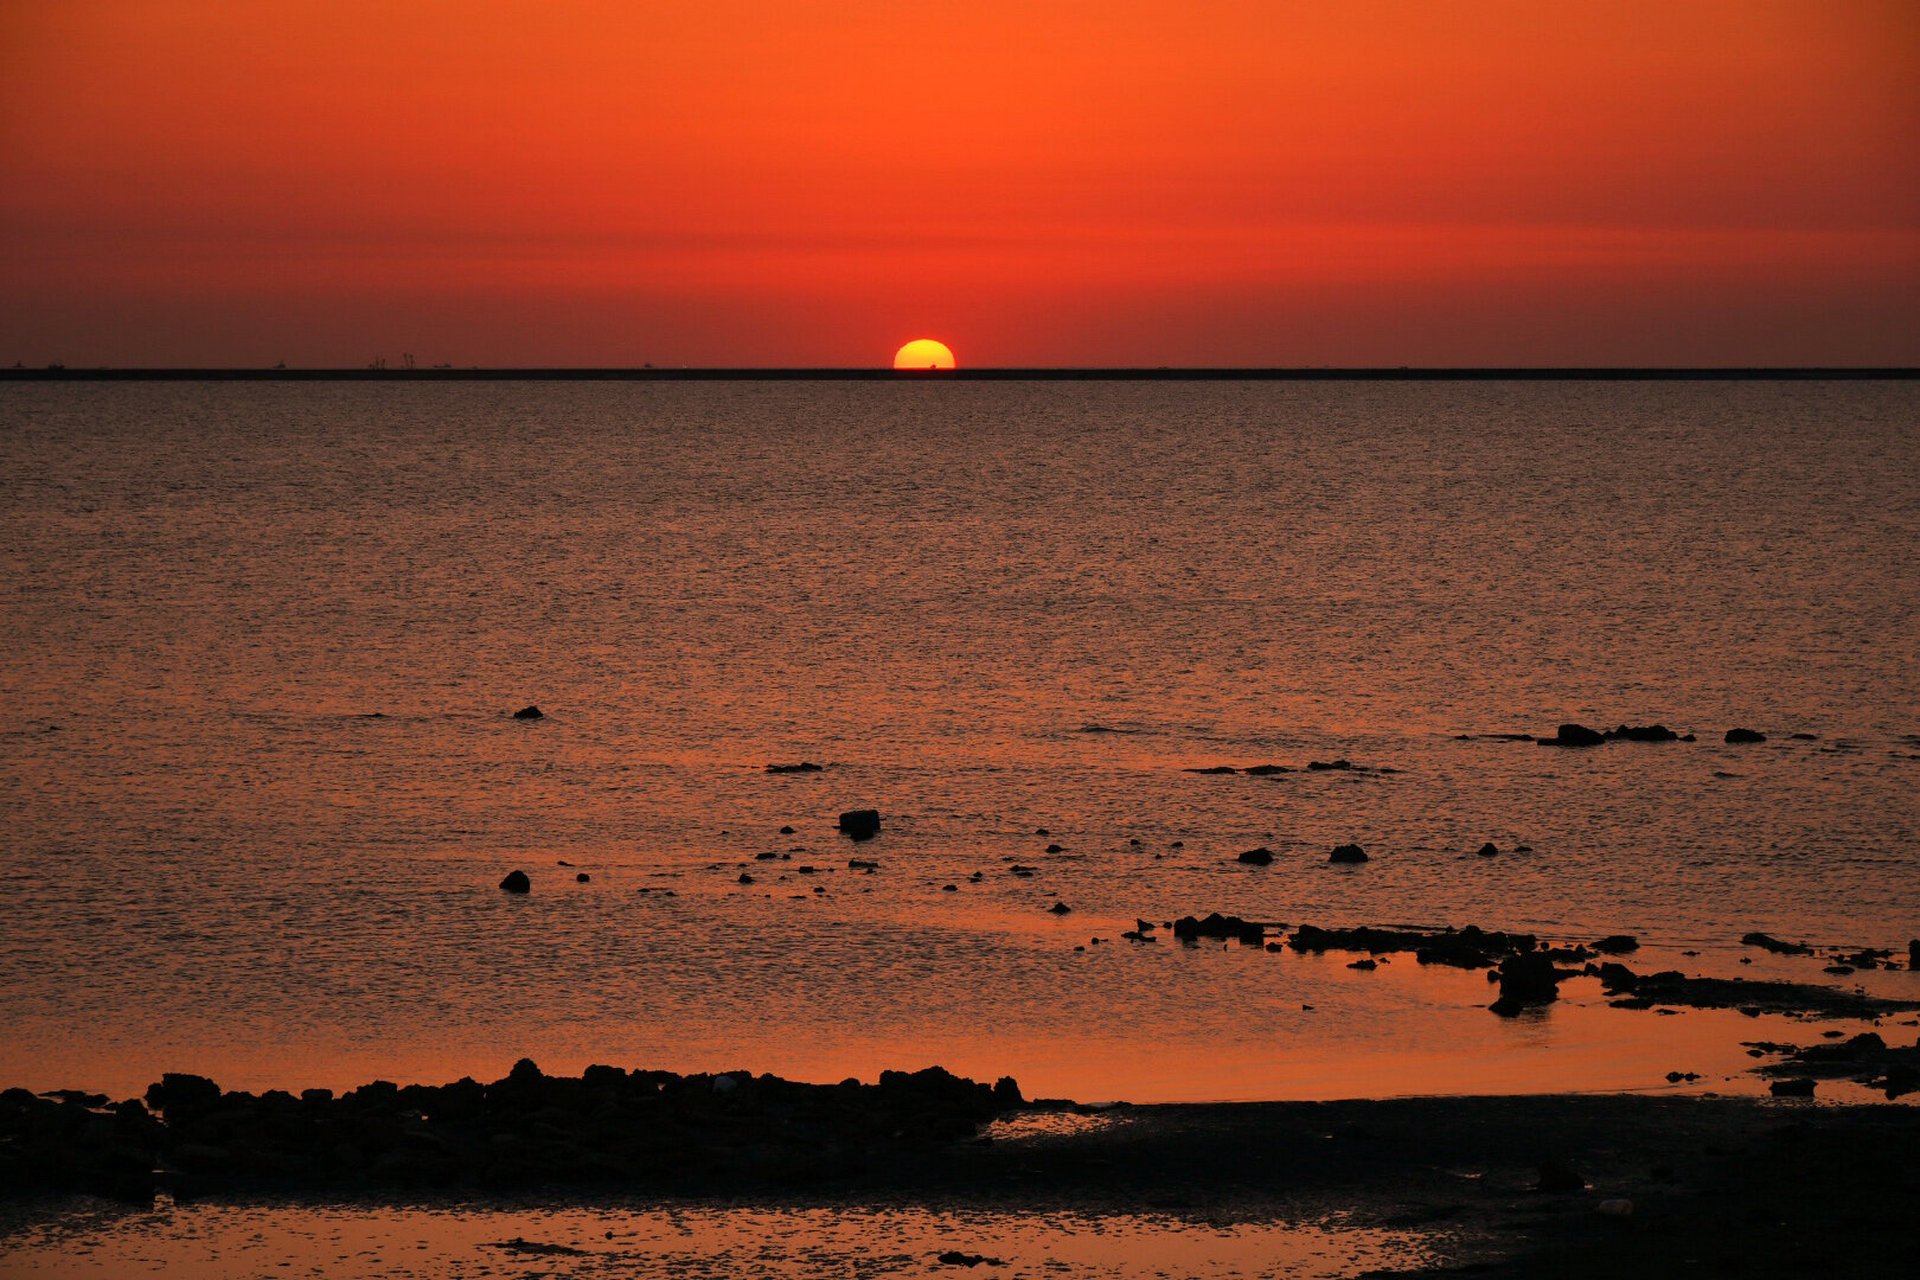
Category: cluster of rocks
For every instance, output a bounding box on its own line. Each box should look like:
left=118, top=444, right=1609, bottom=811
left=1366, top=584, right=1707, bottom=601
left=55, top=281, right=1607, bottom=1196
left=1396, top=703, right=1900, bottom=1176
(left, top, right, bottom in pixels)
left=1747, top=1032, right=1920, bottom=1100
left=1594, top=963, right=1920, bottom=1020
left=1525, top=722, right=1783, bottom=747
left=1231, top=842, right=1369, bottom=866
left=1182, top=760, right=1395, bottom=776
left=0, top=1062, right=1024, bottom=1204
left=1537, top=722, right=1690, bottom=747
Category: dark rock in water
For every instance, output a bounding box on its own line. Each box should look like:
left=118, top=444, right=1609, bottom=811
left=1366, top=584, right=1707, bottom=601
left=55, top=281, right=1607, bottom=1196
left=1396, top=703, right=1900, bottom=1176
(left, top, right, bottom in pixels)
left=848, top=858, right=878, bottom=871
left=1236, top=847, right=1274, bottom=866
left=1476, top=842, right=1499, bottom=857
left=837, top=809, right=881, bottom=841
left=498, top=870, right=531, bottom=894
left=737, top=872, right=754, bottom=884
left=936, top=1251, right=1006, bottom=1267
left=1741, top=931, right=1812, bottom=955
left=1289, top=923, right=1531, bottom=969
left=1172, top=913, right=1265, bottom=945
left=1725, top=728, right=1767, bottom=744
left=512, top=705, right=543, bottom=720
left=1048, top=902, right=1072, bottom=915
left=765, top=762, right=824, bottom=774
left=779, top=825, right=795, bottom=834
left=1044, top=843, right=1065, bottom=854
left=1770, top=1077, right=1817, bottom=1097
left=1243, top=764, right=1290, bottom=775
left=1490, top=950, right=1566, bottom=1015
left=1035, top=827, right=1050, bottom=836
left=1611, top=724, right=1678, bottom=742
left=574, top=873, right=590, bottom=883
left=1307, top=759, right=1354, bottom=771
left=1347, top=958, right=1377, bottom=971
left=1328, top=843, right=1368, bottom=864
left=1184, top=766, right=1238, bottom=774
left=1592, top=935, right=1640, bottom=954
left=1911, top=939, right=1920, bottom=970
left=942, top=884, right=957, bottom=892
left=1539, top=723, right=1605, bottom=747
left=1535, top=1159, right=1585, bottom=1193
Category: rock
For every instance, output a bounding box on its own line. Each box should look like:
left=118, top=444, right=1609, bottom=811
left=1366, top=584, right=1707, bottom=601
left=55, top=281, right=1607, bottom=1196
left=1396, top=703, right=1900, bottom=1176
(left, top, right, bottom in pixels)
left=1725, top=728, right=1767, bottom=744
left=512, top=705, right=543, bottom=720
left=1489, top=950, right=1565, bottom=1015
left=1538, top=723, right=1606, bottom=747
left=144, top=1073, right=221, bottom=1114
left=1611, top=724, right=1678, bottom=742
left=1184, top=766, right=1238, bottom=774
left=837, top=809, right=881, bottom=841
left=1476, top=842, right=1499, bottom=856
left=1048, top=902, right=1072, bottom=915
left=936, top=1251, right=1006, bottom=1268
left=1592, top=935, right=1640, bottom=954
left=574, top=873, right=590, bottom=883
left=1910, top=939, right=1919, bottom=970
left=1741, top=931, right=1812, bottom=955
left=737, top=873, right=754, bottom=884
left=779, top=825, right=795, bottom=834
left=1044, top=843, right=1065, bottom=853
left=1243, top=764, right=1290, bottom=775
left=498, top=870, right=531, bottom=894
left=1307, top=759, right=1353, bottom=771
left=1035, top=827, right=1049, bottom=836
left=1236, top=847, right=1274, bottom=865
left=1172, top=913, right=1264, bottom=945
left=1769, top=1077, right=1817, bottom=1097
left=1347, top=959, right=1377, bottom=971
left=1328, top=843, right=1368, bottom=864
left=847, top=858, right=878, bottom=871
left=765, top=762, right=824, bottom=773
left=942, top=884, right=957, bottom=892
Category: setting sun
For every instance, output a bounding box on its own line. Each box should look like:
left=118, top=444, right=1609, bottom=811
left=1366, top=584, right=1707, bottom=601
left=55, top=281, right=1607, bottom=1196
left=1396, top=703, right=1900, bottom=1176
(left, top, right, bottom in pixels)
left=893, top=339, right=956, bottom=370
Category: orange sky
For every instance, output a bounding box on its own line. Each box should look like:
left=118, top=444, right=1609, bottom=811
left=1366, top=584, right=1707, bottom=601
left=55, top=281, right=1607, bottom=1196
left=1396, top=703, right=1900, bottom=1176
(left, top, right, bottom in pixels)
left=2, top=0, right=1916, bottom=366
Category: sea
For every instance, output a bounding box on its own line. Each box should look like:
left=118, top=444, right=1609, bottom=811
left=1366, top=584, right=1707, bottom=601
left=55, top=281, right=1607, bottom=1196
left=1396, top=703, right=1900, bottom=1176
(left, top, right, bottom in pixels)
left=2, top=379, right=1916, bottom=1109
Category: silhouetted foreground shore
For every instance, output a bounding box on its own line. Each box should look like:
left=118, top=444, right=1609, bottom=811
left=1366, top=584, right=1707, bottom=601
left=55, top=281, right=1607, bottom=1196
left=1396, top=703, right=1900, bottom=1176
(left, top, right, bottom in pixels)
left=5, top=1063, right=1916, bottom=1274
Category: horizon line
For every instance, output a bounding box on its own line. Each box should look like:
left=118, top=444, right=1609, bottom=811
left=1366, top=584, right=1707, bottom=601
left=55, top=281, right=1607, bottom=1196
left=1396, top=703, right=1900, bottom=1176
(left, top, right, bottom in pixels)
left=4, top=366, right=1916, bottom=382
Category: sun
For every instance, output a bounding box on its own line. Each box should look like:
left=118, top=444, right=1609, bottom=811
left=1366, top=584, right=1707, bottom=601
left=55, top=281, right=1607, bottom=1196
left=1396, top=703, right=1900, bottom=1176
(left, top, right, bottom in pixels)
left=892, top=338, right=956, bottom=370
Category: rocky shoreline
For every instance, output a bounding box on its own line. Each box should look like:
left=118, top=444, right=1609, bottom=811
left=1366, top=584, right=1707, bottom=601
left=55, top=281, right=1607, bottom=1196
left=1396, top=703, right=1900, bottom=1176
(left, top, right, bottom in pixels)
left=1, top=1061, right=1025, bottom=1204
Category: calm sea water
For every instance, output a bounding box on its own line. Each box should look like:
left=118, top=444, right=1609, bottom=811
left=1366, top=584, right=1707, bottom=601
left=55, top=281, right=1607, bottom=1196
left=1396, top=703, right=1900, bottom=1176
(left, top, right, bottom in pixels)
left=2, top=380, right=1916, bottom=1101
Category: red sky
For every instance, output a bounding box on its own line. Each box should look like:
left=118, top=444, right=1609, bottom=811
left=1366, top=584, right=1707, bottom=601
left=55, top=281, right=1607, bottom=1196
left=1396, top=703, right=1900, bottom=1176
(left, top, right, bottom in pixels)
left=2, top=0, right=1915, bottom=366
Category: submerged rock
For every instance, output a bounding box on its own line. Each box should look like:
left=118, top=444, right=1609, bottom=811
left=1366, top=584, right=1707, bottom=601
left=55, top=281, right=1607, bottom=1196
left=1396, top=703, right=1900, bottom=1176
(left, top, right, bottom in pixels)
left=1236, top=847, right=1274, bottom=866
left=1328, top=843, right=1369, bottom=864
left=837, top=809, right=881, bottom=841
left=1725, top=728, right=1768, bottom=744
left=511, top=705, right=543, bottom=720
left=1610, top=724, right=1678, bottom=742
left=498, top=870, right=531, bottom=894
left=1476, top=842, right=1499, bottom=856
left=1539, top=723, right=1606, bottom=747
left=1741, top=931, right=1813, bottom=956
left=766, top=762, right=824, bottom=773
left=1591, top=935, right=1640, bottom=954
